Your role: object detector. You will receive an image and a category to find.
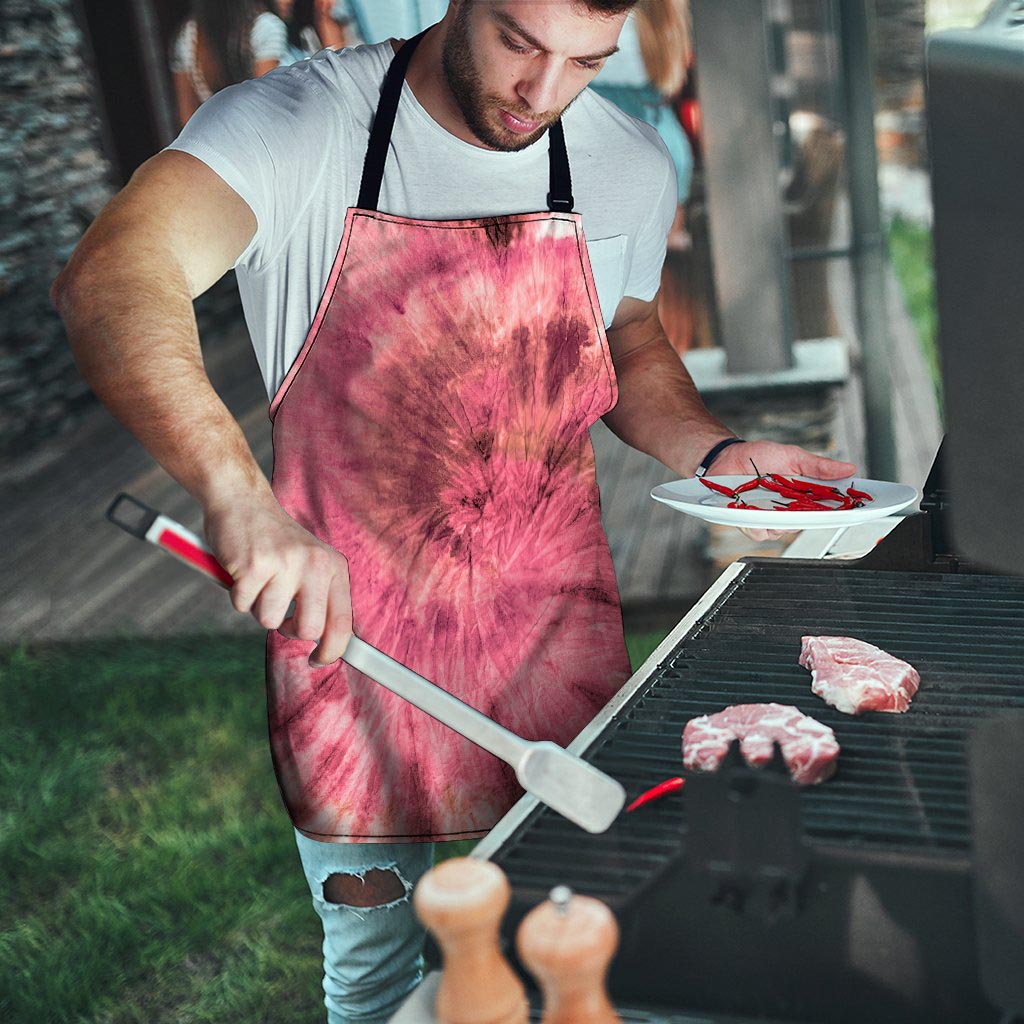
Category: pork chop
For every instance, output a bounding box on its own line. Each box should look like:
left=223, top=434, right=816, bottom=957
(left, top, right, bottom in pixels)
left=682, top=703, right=840, bottom=785
left=799, top=636, right=920, bottom=715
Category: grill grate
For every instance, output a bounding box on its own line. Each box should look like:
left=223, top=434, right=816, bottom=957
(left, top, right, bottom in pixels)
left=493, top=563, right=1024, bottom=901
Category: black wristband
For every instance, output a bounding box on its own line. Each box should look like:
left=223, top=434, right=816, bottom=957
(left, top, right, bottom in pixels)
left=695, top=437, right=745, bottom=478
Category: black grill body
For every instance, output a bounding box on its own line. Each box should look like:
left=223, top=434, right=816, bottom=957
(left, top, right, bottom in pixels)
left=487, top=554, right=1024, bottom=1023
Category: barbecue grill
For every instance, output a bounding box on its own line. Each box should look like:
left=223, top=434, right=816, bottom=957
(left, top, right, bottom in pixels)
left=462, top=10, right=1024, bottom=1022
left=473, top=454, right=1024, bottom=1022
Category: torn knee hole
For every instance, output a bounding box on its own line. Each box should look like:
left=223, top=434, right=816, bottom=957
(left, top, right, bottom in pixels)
left=323, top=869, right=406, bottom=908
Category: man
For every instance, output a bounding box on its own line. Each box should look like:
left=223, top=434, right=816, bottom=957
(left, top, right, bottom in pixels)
left=51, top=2, right=855, bottom=1020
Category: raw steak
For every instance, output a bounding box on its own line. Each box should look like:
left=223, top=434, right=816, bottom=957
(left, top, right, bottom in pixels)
left=799, top=636, right=920, bottom=716
left=682, top=703, right=840, bottom=785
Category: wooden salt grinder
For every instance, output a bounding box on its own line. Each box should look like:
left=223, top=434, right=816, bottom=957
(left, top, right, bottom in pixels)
left=413, top=857, right=528, bottom=1024
left=516, top=885, right=621, bottom=1024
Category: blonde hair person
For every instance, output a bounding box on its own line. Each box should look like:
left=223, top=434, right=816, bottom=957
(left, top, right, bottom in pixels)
left=635, top=0, right=692, bottom=98
left=591, top=0, right=693, bottom=204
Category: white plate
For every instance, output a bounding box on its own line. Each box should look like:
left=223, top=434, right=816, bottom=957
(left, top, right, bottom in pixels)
left=650, top=476, right=920, bottom=530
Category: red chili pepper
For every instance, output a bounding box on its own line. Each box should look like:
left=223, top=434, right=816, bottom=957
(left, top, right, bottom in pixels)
left=699, top=477, right=737, bottom=498
left=772, top=473, right=844, bottom=499
left=768, top=473, right=816, bottom=494
left=775, top=498, right=835, bottom=511
left=734, top=478, right=762, bottom=494
left=847, top=486, right=873, bottom=501
left=761, top=479, right=824, bottom=502
left=758, top=478, right=802, bottom=497
left=626, top=776, right=685, bottom=813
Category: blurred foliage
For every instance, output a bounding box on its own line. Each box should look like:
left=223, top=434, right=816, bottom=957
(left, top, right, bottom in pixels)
left=926, top=0, right=993, bottom=32
left=887, top=215, right=942, bottom=411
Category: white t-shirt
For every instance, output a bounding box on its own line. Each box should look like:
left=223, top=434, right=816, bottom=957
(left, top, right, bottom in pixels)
left=167, top=40, right=677, bottom=400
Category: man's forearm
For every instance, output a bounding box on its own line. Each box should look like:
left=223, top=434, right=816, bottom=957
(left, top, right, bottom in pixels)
left=52, top=255, right=271, bottom=512
left=602, top=332, right=735, bottom=477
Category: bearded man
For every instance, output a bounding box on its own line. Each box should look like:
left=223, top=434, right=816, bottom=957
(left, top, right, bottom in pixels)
left=51, top=2, right=854, bottom=1020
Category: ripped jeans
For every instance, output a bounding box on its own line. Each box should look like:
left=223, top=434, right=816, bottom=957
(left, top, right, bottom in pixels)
left=294, top=828, right=437, bottom=1024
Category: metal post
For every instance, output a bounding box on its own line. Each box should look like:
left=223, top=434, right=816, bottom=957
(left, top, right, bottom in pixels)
left=837, top=1, right=899, bottom=480
left=690, top=0, right=794, bottom=374
left=131, top=0, right=178, bottom=148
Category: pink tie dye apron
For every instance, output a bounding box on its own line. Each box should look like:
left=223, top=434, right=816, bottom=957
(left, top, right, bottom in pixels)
left=266, top=31, right=631, bottom=842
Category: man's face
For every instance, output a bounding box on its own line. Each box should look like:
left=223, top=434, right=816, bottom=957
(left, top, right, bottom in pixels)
left=441, top=1, right=626, bottom=151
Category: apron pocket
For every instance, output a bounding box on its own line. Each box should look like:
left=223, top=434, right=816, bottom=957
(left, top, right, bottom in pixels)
left=585, top=234, right=628, bottom=328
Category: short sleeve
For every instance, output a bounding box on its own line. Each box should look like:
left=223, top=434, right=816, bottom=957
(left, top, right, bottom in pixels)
left=169, top=22, right=192, bottom=75
left=623, top=131, right=678, bottom=302
left=165, top=66, right=340, bottom=272
left=251, top=12, right=289, bottom=63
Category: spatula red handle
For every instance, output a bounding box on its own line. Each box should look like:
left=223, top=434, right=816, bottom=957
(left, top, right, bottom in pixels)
left=106, top=492, right=233, bottom=588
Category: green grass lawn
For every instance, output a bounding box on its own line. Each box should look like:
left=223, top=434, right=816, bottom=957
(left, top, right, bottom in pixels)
left=0, top=630, right=667, bottom=1023
left=887, top=215, right=942, bottom=407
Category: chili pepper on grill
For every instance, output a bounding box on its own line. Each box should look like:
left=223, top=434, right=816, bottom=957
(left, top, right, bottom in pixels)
left=698, top=477, right=738, bottom=498
left=626, top=776, right=685, bottom=813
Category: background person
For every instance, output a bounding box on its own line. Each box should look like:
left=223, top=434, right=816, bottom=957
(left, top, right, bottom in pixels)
left=591, top=0, right=693, bottom=233
left=276, top=0, right=351, bottom=63
left=171, top=0, right=289, bottom=127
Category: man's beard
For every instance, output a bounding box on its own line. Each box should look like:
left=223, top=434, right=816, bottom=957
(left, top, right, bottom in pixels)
left=441, top=4, right=559, bottom=151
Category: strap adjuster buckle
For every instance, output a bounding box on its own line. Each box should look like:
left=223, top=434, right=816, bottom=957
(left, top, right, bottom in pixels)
left=546, top=192, right=574, bottom=213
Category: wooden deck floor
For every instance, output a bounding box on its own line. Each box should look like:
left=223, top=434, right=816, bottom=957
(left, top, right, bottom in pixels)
left=1, top=249, right=939, bottom=645
left=0, top=318, right=705, bottom=643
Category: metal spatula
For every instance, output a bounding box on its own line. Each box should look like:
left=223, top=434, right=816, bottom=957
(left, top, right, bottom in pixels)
left=106, top=493, right=626, bottom=834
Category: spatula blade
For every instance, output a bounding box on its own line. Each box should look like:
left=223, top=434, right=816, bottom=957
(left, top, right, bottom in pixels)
left=516, top=741, right=626, bottom=834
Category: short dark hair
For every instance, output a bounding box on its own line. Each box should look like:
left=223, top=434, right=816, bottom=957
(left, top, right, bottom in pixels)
left=579, top=0, right=640, bottom=13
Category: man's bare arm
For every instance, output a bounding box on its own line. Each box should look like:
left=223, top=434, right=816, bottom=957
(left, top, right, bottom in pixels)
left=603, top=293, right=856, bottom=480
left=51, top=149, right=265, bottom=509
left=50, top=151, right=352, bottom=662
left=603, top=295, right=734, bottom=476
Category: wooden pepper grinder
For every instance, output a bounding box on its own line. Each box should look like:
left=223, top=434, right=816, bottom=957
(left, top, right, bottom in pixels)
left=516, top=885, right=621, bottom=1024
left=413, top=857, right=528, bottom=1024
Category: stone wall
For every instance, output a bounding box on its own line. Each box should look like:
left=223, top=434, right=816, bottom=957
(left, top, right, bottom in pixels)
left=0, top=0, right=116, bottom=460
left=0, top=0, right=247, bottom=463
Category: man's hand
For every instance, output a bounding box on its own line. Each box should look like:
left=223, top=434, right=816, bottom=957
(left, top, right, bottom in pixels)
left=708, top=440, right=857, bottom=543
left=203, top=493, right=353, bottom=666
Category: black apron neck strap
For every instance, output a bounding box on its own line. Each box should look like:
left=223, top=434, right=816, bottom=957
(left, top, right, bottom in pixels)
left=357, top=30, right=575, bottom=215
left=546, top=119, right=574, bottom=213
left=357, top=29, right=427, bottom=212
